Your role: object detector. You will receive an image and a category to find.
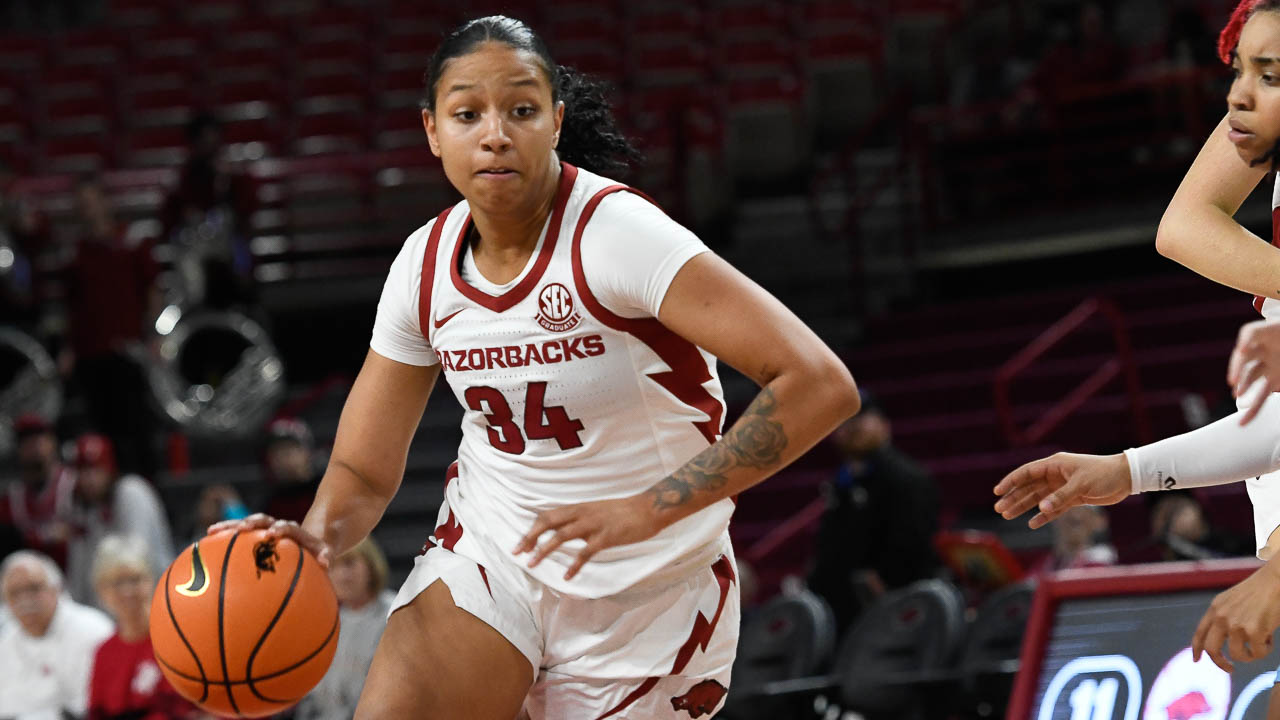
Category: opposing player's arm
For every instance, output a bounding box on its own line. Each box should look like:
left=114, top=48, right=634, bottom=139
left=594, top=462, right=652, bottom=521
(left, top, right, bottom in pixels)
left=645, top=253, right=859, bottom=523
left=1156, top=113, right=1277, bottom=297
left=302, top=350, right=439, bottom=559
left=995, top=398, right=1280, bottom=528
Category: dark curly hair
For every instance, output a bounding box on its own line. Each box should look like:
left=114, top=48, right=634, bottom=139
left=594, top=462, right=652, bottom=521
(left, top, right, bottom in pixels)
left=1220, top=0, right=1280, bottom=168
left=422, top=15, right=641, bottom=178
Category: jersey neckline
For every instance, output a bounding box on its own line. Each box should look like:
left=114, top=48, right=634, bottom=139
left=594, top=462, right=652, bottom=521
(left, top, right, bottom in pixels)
left=448, top=161, right=578, bottom=313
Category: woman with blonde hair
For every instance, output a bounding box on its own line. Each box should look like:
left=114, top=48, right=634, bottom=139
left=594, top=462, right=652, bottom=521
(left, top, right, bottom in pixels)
left=295, top=537, right=396, bottom=720
left=86, top=533, right=200, bottom=720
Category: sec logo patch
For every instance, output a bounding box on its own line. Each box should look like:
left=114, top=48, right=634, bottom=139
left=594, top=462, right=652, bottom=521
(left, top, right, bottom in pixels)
left=537, top=283, right=582, bottom=332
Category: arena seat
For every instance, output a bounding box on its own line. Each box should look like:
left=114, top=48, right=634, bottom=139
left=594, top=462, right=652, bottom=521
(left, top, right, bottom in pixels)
left=721, top=587, right=837, bottom=720
left=298, top=73, right=369, bottom=117
left=955, top=580, right=1033, bottom=711
left=835, top=579, right=966, bottom=715
left=122, top=125, right=189, bottom=168
left=0, top=35, right=47, bottom=73
left=106, top=0, right=175, bottom=28
left=292, top=112, right=368, bottom=156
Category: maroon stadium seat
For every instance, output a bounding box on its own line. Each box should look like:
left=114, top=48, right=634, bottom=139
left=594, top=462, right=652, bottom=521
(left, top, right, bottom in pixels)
left=122, top=125, right=189, bottom=168
left=380, top=32, right=438, bottom=73
left=213, top=78, right=286, bottom=121
left=295, top=40, right=367, bottom=77
left=125, top=87, right=197, bottom=128
left=292, top=113, right=368, bottom=156
left=41, top=135, right=113, bottom=175
left=44, top=96, right=115, bottom=138
left=209, top=47, right=290, bottom=82
left=182, top=0, right=249, bottom=24
left=376, top=66, right=427, bottom=110
left=374, top=110, right=426, bottom=150
left=302, top=6, right=370, bottom=44
left=0, top=35, right=47, bottom=73
left=107, top=0, right=175, bottom=27
left=298, top=73, right=369, bottom=116
left=58, top=29, right=128, bottom=68
left=133, top=24, right=208, bottom=60
left=216, top=18, right=291, bottom=52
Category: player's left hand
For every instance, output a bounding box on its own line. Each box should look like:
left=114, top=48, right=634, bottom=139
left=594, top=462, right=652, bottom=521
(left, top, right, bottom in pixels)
left=1192, top=559, right=1280, bottom=673
left=1228, top=318, right=1280, bottom=424
left=513, top=495, right=666, bottom=580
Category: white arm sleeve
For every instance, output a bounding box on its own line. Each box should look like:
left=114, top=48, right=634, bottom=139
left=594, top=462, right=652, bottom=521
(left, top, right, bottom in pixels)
left=579, top=192, right=710, bottom=318
left=369, top=223, right=439, bottom=366
left=1126, top=400, right=1280, bottom=493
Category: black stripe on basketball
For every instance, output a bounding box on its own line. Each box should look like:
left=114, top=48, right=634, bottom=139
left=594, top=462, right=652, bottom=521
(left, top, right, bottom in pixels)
left=161, top=562, right=210, bottom=703
left=245, top=542, right=305, bottom=703
left=217, top=533, right=241, bottom=716
left=154, top=609, right=340, bottom=686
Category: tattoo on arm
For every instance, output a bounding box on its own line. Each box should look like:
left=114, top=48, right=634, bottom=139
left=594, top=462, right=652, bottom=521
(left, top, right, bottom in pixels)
left=647, top=387, right=788, bottom=511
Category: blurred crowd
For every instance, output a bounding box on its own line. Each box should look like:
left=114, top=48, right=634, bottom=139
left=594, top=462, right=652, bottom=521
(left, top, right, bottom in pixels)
left=0, top=410, right=394, bottom=720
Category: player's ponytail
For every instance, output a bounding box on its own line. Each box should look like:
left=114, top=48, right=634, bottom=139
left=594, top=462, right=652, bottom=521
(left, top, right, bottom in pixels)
left=423, top=16, right=642, bottom=177
left=552, top=64, right=642, bottom=177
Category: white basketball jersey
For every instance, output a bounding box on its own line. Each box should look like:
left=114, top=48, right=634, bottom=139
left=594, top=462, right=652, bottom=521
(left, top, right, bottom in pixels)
left=374, top=162, right=733, bottom=598
left=1254, top=175, right=1280, bottom=318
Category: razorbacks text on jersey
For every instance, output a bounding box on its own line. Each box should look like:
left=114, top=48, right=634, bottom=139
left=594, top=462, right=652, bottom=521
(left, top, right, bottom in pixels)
left=371, top=162, right=735, bottom=597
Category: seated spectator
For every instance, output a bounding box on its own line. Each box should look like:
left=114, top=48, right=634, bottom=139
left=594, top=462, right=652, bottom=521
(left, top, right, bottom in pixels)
left=262, top=418, right=322, bottom=525
left=87, top=534, right=200, bottom=720
left=0, top=414, right=75, bottom=567
left=294, top=538, right=395, bottom=720
left=160, top=112, right=255, bottom=311
left=1033, top=506, right=1118, bottom=574
left=1150, top=492, right=1251, bottom=561
left=0, top=550, right=113, bottom=719
left=65, top=434, right=175, bottom=607
left=63, top=176, right=162, bottom=478
left=808, top=392, right=940, bottom=631
left=184, top=483, right=249, bottom=545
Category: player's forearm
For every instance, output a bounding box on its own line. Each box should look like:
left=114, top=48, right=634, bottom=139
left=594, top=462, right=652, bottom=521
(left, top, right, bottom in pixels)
left=643, top=363, right=859, bottom=525
left=1156, top=205, right=1280, bottom=299
left=1126, top=399, right=1280, bottom=493
left=302, top=458, right=399, bottom=557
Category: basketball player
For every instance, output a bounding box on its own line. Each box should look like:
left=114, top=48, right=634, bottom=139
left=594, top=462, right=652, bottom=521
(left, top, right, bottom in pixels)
left=213, top=16, right=859, bottom=719
left=996, top=0, right=1280, bottom=699
left=1158, top=0, right=1280, bottom=563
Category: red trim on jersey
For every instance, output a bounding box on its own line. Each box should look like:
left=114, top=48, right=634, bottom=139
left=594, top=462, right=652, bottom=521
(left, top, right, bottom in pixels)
left=596, top=555, right=736, bottom=719
left=448, top=162, right=579, bottom=312
left=1255, top=205, right=1280, bottom=313
left=569, top=185, right=725, bottom=444
left=417, top=206, right=453, bottom=344
left=477, top=565, right=494, bottom=599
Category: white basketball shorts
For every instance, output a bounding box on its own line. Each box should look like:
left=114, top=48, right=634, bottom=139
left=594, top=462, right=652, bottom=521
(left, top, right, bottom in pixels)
left=388, top=495, right=740, bottom=719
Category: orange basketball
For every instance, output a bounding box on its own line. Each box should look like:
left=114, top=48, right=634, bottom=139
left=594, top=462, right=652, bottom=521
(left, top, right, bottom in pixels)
left=149, top=528, right=340, bottom=718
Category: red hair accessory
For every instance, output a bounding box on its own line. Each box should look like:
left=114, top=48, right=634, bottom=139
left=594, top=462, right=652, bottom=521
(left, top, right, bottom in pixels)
left=1221, top=0, right=1263, bottom=64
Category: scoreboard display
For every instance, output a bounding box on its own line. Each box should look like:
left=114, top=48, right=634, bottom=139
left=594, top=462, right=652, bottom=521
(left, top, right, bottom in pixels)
left=1008, top=559, right=1280, bottom=720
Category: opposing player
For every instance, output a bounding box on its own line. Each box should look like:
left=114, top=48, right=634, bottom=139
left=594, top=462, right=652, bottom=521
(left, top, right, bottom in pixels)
left=998, top=0, right=1280, bottom=698
left=213, top=16, right=859, bottom=719
left=1158, top=0, right=1280, bottom=561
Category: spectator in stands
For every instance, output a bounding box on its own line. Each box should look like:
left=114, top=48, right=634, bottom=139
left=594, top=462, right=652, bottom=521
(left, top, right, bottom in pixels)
left=64, top=433, right=175, bottom=607
left=0, top=549, right=113, bottom=719
left=63, top=176, right=162, bottom=478
left=1034, top=1, right=1123, bottom=98
left=87, top=534, right=201, bottom=720
left=184, top=483, right=250, bottom=546
left=1150, top=492, right=1252, bottom=561
left=0, top=414, right=75, bottom=567
left=1033, top=506, right=1117, bottom=574
left=295, top=538, right=395, bottom=720
left=809, top=391, right=940, bottom=631
left=261, top=418, right=322, bottom=525
left=160, top=112, right=255, bottom=311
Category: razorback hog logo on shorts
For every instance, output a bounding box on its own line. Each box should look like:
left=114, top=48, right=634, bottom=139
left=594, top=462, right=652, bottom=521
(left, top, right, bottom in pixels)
left=670, top=679, right=727, bottom=718
left=536, top=283, right=581, bottom=332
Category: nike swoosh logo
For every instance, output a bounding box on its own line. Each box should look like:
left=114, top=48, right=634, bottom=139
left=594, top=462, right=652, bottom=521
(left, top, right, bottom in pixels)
left=433, top=308, right=465, bottom=329
left=175, top=540, right=209, bottom=598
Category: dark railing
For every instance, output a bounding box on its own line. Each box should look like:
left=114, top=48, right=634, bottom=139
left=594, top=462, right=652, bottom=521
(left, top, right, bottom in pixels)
left=993, top=296, right=1151, bottom=447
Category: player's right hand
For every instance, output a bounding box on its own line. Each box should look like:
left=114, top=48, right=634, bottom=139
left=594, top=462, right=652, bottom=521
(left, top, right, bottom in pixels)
left=207, top=513, right=333, bottom=569
left=993, top=452, right=1131, bottom=529
left=1228, top=318, right=1280, bottom=424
